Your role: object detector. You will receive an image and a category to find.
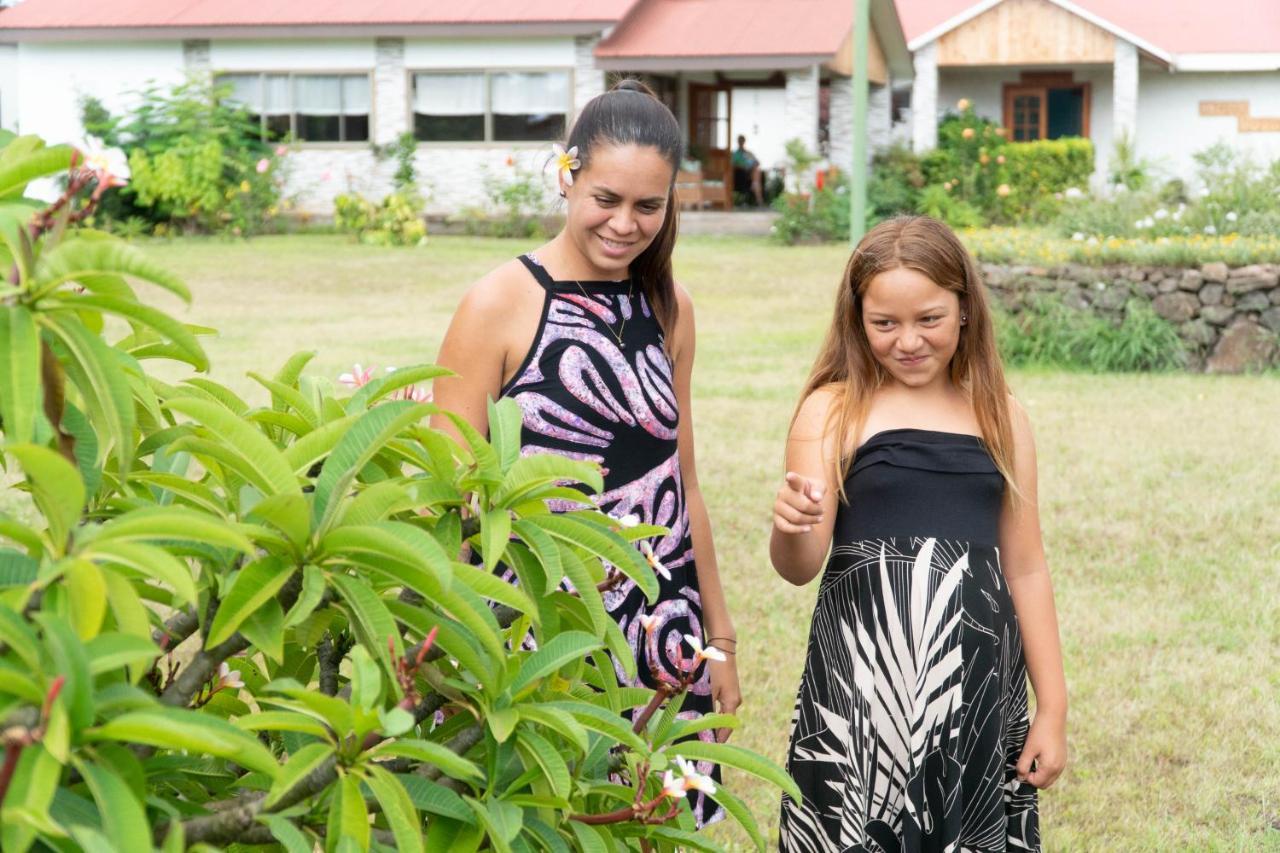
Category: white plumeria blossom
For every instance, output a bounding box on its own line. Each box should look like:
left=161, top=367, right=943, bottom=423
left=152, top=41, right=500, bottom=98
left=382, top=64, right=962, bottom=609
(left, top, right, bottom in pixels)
left=662, top=770, right=687, bottom=798
left=1153, top=208, right=1169, bottom=220
left=639, top=540, right=671, bottom=581
left=75, top=136, right=130, bottom=187
left=217, top=662, right=244, bottom=690
left=552, top=143, right=581, bottom=186
left=675, top=755, right=717, bottom=795
left=1204, top=224, right=1217, bottom=235
left=1064, top=186, right=1084, bottom=199
left=1226, top=211, right=1238, bottom=222
left=1071, top=232, right=1085, bottom=242
left=638, top=613, right=659, bottom=634
left=683, top=633, right=727, bottom=663
left=616, top=513, right=640, bottom=529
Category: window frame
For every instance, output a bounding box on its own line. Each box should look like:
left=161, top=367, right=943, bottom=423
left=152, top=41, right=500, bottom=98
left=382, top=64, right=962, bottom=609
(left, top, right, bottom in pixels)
left=1001, top=73, right=1091, bottom=142
left=406, top=67, right=576, bottom=148
left=215, top=70, right=375, bottom=148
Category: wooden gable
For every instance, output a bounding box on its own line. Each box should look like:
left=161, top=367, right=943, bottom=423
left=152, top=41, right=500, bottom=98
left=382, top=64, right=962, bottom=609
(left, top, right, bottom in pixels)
left=937, top=0, right=1116, bottom=67
left=828, top=24, right=889, bottom=84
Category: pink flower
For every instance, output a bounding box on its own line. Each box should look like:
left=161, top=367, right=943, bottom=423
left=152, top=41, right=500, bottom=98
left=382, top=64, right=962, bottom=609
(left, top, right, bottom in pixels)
left=395, top=385, right=432, bottom=403
left=320, top=170, right=332, bottom=183
left=339, top=363, right=375, bottom=388
left=275, top=145, right=288, bottom=157
left=256, top=158, right=270, bottom=174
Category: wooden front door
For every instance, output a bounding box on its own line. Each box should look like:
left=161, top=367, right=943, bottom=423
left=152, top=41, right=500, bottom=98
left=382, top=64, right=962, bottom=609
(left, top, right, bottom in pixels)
left=688, top=83, right=732, bottom=159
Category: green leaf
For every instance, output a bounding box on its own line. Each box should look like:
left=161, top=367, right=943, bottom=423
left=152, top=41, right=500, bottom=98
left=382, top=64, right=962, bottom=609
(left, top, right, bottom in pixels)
left=509, top=631, right=602, bottom=696
left=32, top=230, right=189, bottom=301
left=0, top=548, right=38, bottom=588
left=258, top=815, right=314, bottom=853
left=91, top=505, right=255, bottom=554
left=0, top=142, right=74, bottom=199
left=708, top=784, right=766, bottom=851
left=240, top=597, right=285, bottom=664
left=40, top=311, right=136, bottom=474
left=312, top=401, right=432, bottom=535
left=568, top=822, right=613, bottom=853
left=0, top=305, right=40, bottom=443
left=272, top=350, right=316, bottom=391
left=479, top=507, right=511, bottom=572
left=74, top=758, right=150, bottom=853
left=369, top=739, right=484, bottom=784
left=264, top=742, right=334, bottom=808
left=235, top=710, right=332, bottom=739
left=515, top=728, right=571, bottom=799
left=330, top=572, right=402, bottom=672
left=0, top=746, right=61, bottom=852
left=81, top=540, right=198, bottom=606
left=89, top=708, right=281, bottom=779
left=5, top=444, right=84, bottom=553
left=283, top=564, right=327, bottom=628
left=346, top=364, right=450, bottom=413
left=364, top=765, right=426, bottom=853
left=494, top=454, right=603, bottom=508
left=540, top=700, right=646, bottom=752
left=444, top=412, right=502, bottom=486
left=466, top=797, right=522, bottom=850
left=63, top=558, right=107, bottom=639
left=33, top=612, right=94, bottom=730
left=205, top=556, right=295, bottom=648
left=486, top=397, right=524, bottom=473
left=50, top=293, right=207, bottom=371
left=488, top=707, right=519, bottom=743
left=509, top=520, right=561, bottom=595
left=666, top=741, right=801, bottom=802
left=248, top=371, right=319, bottom=428
left=396, top=774, right=475, bottom=823
left=281, top=414, right=357, bottom=473
left=318, top=522, right=448, bottom=601
left=327, top=773, right=369, bottom=853
left=85, top=632, right=161, bottom=676
left=163, top=396, right=299, bottom=497
left=516, top=705, right=589, bottom=756
left=530, top=514, right=657, bottom=602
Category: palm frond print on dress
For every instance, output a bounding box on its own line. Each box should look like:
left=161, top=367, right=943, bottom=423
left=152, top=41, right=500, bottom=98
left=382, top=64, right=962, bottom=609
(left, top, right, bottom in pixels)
left=502, top=254, right=722, bottom=826
left=780, top=537, right=1039, bottom=852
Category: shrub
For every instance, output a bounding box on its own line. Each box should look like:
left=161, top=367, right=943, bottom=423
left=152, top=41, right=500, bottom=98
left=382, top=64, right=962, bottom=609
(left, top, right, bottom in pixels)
left=334, top=190, right=427, bottom=246
left=0, top=133, right=794, bottom=851
left=962, top=226, right=1280, bottom=266
left=80, top=75, right=287, bottom=236
left=868, top=144, right=926, bottom=223
left=996, top=296, right=1186, bottom=371
left=770, top=169, right=851, bottom=244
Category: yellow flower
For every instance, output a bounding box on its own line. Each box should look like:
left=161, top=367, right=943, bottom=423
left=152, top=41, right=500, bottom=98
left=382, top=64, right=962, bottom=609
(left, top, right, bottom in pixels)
left=239, top=180, right=251, bottom=193
left=996, top=184, right=1011, bottom=197
left=957, top=98, right=972, bottom=111
left=962, top=128, right=975, bottom=140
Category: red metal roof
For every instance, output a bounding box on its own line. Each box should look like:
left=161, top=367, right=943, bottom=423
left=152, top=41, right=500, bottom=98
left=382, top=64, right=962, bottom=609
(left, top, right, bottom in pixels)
left=900, top=0, right=1280, bottom=55
left=596, top=0, right=856, bottom=59
left=0, top=0, right=639, bottom=30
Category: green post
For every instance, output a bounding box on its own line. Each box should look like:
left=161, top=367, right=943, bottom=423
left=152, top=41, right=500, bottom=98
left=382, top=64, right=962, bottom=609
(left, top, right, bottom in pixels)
left=850, top=0, right=871, bottom=243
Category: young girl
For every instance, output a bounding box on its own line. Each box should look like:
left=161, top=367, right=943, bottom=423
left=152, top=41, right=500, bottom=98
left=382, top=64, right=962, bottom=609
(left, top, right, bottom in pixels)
left=771, top=216, right=1066, bottom=850
left=432, top=79, right=739, bottom=825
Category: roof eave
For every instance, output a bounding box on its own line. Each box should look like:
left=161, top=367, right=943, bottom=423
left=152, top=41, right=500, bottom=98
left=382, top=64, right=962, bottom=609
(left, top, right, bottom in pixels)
left=596, top=53, right=838, bottom=73
left=870, top=0, right=913, bottom=80
left=1174, top=52, right=1280, bottom=72
left=0, top=21, right=615, bottom=42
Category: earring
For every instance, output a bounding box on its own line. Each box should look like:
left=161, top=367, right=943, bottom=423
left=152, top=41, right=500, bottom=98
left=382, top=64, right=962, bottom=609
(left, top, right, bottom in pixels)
left=559, top=190, right=566, bottom=198
left=961, top=314, right=968, bottom=322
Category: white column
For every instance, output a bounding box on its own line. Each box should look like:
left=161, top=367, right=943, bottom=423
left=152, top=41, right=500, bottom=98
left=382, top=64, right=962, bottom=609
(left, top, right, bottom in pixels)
left=784, top=64, right=821, bottom=155
left=374, top=37, right=407, bottom=146
left=1112, top=38, right=1139, bottom=145
left=868, top=82, right=892, bottom=156
left=573, top=35, right=605, bottom=121
left=911, top=42, right=938, bottom=152
left=828, top=75, right=853, bottom=172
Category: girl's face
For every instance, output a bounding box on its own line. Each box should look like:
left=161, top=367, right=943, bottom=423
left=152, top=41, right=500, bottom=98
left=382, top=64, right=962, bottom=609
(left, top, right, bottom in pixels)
left=860, top=266, right=964, bottom=389
left=562, top=142, right=672, bottom=278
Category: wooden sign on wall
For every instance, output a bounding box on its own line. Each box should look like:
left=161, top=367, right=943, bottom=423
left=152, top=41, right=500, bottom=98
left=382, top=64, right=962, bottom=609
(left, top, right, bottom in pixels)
left=1199, top=101, right=1280, bottom=133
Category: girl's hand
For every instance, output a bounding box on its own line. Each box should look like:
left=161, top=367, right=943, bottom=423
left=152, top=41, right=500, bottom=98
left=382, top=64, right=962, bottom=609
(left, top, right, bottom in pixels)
left=708, top=654, right=741, bottom=743
left=1016, top=713, right=1067, bottom=788
left=773, top=472, right=826, bottom=535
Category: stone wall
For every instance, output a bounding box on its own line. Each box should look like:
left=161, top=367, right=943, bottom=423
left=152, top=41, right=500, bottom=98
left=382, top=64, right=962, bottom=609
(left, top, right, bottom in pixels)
left=981, top=261, right=1280, bottom=372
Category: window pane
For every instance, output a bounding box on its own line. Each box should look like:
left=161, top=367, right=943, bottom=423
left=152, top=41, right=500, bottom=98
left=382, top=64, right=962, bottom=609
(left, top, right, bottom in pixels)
left=296, top=114, right=340, bottom=142
left=295, top=75, right=342, bottom=115
left=341, top=75, right=370, bottom=114
left=219, top=74, right=262, bottom=111
left=266, top=114, right=291, bottom=141
left=343, top=114, right=370, bottom=142
left=264, top=75, right=291, bottom=115
left=493, top=112, right=565, bottom=141
left=415, top=113, right=484, bottom=141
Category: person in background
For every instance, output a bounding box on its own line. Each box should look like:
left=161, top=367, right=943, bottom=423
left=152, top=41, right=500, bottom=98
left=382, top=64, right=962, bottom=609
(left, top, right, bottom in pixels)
left=732, top=134, right=765, bottom=207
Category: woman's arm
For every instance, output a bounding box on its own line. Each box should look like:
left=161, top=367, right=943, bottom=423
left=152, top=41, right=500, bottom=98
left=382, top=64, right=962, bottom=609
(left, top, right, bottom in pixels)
left=670, top=286, right=740, bottom=727
left=999, top=398, right=1068, bottom=789
left=769, top=388, right=841, bottom=586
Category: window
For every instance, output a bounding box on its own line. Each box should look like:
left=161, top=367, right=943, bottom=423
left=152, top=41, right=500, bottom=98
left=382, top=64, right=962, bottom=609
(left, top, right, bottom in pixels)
left=1002, top=75, right=1090, bottom=142
left=412, top=70, right=569, bottom=142
left=218, top=73, right=370, bottom=143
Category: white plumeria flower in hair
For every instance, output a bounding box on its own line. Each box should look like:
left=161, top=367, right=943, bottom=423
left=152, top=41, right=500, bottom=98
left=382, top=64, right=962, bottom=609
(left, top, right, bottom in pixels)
left=683, top=633, right=726, bottom=664
left=639, top=540, right=671, bottom=581
left=661, top=770, right=687, bottom=799
left=552, top=143, right=581, bottom=186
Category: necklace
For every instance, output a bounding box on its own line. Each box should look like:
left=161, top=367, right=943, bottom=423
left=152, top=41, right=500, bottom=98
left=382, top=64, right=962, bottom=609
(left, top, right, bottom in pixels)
left=572, top=277, right=635, bottom=349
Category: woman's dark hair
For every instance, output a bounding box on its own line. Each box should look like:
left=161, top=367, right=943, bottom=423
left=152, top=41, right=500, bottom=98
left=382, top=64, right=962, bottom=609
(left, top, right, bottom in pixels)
left=566, top=78, right=683, bottom=336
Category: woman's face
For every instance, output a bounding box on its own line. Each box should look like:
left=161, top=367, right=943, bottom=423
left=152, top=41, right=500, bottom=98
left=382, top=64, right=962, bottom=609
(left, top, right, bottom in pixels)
left=860, top=266, right=964, bottom=389
left=562, top=142, right=672, bottom=278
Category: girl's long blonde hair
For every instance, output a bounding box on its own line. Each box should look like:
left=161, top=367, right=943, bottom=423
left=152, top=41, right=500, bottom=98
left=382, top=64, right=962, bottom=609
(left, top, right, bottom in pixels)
left=797, top=215, right=1017, bottom=496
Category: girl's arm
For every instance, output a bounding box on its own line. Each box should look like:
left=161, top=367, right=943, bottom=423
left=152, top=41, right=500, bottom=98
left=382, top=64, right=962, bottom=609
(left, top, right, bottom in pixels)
left=769, top=388, right=842, bottom=586
left=670, top=286, right=740, bottom=726
left=999, top=398, right=1068, bottom=789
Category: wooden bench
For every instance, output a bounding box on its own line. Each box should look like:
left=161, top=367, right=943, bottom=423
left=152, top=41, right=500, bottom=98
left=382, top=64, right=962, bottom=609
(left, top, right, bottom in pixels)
left=675, top=151, right=733, bottom=211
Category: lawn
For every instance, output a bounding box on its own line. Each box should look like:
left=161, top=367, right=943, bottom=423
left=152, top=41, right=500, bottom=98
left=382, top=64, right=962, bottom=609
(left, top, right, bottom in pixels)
left=141, top=233, right=1280, bottom=851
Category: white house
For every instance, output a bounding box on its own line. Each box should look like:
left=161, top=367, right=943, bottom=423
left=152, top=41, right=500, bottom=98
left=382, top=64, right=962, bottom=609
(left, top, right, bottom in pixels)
left=898, top=0, right=1280, bottom=184
left=0, top=0, right=910, bottom=216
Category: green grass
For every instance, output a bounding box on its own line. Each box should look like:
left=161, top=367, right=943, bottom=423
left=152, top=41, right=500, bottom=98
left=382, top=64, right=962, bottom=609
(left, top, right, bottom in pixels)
left=134, top=234, right=1280, bottom=849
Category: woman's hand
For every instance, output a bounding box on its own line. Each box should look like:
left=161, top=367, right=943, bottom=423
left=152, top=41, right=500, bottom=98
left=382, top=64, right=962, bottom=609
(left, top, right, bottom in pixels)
left=1016, top=712, right=1067, bottom=788
left=708, top=654, right=741, bottom=743
left=773, top=472, right=826, bottom=535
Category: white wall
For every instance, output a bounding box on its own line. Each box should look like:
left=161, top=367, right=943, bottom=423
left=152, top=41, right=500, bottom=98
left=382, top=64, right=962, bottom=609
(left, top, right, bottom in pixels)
left=404, top=37, right=574, bottom=70
left=210, top=39, right=375, bottom=71
left=1137, top=70, right=1280, bottom=186
left=729, top=87, right=788, bottom=169
left=0, top=46, right=18, bottom=132
left=17, top=41, right=186, bottom=146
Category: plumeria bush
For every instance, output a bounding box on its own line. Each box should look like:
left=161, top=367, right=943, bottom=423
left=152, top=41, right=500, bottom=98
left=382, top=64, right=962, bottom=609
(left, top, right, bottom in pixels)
left=0, top=134, right=795, bottom=850
left=333, top=191, right=428, bottom=247
left=80, top=76, right=288, bottom=236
